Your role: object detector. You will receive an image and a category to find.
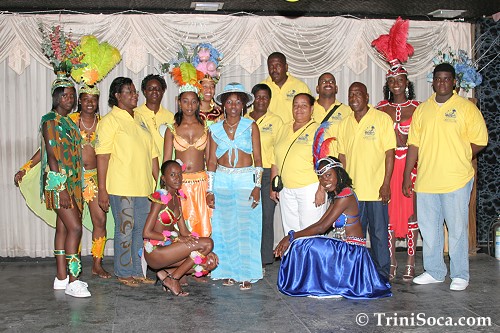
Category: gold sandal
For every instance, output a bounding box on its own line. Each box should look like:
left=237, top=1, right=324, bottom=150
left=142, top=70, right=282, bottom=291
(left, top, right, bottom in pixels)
left=117, top=277, right=140, bottom=287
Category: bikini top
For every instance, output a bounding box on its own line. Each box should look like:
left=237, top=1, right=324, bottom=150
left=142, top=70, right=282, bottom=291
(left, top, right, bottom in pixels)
left=69, top=113, right=99, bottom=148
left=170, top=124, right=208, bottom=152
left=148, top=189, right=185, bottom=226
left=210, top=117, right=253, bottom=167
left=333, top=187, right=360, bottom=229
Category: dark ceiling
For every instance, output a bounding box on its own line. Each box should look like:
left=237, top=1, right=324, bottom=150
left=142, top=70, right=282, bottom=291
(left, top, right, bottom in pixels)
left=1, top=0, right=498, bottom=21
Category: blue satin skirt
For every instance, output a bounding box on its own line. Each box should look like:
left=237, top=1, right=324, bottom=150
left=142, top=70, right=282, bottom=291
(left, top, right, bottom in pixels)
left=277, top=236, right=392, bottom=299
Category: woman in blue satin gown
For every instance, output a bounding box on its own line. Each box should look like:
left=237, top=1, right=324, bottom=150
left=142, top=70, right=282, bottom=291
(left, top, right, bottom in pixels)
left=274, top=156, right=392, bottom=299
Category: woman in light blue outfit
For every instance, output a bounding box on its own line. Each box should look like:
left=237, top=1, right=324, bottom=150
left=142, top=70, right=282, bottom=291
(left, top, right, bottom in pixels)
left=206, top=83, right=264, bottom=290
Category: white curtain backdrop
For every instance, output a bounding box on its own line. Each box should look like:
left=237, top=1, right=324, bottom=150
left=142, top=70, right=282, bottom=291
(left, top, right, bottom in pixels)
left=0, top=13, right=472, bottom=257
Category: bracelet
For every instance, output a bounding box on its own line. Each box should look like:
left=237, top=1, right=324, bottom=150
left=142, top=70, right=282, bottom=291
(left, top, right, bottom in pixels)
left=207, top=171, right=215, bottom=192
left=288, top=230, right=295, bottom=242
left=254, top=166, right=263, bottom=188
left=20, top=159, right=32, bottom=173
left=45, top=171, right=67, bottom=193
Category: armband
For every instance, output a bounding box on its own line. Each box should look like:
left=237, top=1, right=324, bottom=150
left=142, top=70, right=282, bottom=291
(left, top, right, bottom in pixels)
left=207, top=171, right=215, bottom=192
left=254, top=167, right=263, bottom=188
left=45, top=171, right=67, bottom=193
left=20, top=160, right=33, bottom=173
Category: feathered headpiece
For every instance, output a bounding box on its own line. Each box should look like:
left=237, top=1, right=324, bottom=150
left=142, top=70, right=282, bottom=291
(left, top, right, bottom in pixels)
left=371, top=17, right=414, bottom=78
left=160, top=44, right=205, bottom=94
left=71, top=35, right=121, bottom=95
left=312, top=122, right=337, bottom=169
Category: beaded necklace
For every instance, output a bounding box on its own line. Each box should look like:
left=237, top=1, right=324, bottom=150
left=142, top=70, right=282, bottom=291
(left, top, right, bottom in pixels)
left=388, top=100, right=413, bottom=140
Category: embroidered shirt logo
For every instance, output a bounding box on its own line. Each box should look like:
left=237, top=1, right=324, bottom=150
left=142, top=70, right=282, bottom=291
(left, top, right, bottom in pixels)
left=297, top=133, right=310, bottom=144
left=262, top=124, right=273, bottom=133
left=444, top=109, right=457, bottom=122
left=286, top=89, right=297, bottom=99
left=330, top=112, right=343, bottom=122
left=364, top=125, right=376, bottom=140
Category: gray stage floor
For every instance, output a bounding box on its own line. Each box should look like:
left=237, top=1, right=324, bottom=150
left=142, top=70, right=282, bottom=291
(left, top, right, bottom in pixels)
left=0, top=252, right=498, bottom=333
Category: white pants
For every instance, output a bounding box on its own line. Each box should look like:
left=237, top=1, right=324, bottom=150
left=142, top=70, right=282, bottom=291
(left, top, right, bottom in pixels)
left=273, top=203, right=285, bottom=248
left=280, top=182, right=327, bottom=234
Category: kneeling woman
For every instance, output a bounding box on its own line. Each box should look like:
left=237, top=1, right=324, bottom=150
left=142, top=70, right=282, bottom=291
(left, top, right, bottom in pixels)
left=274, top=157, right=391, bottom=299
left=143, top=160, right=218, bottom=296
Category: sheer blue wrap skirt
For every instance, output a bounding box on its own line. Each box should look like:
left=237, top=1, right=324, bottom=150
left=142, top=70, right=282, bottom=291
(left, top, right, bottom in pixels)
left=278, top=236, right=392, bottom=299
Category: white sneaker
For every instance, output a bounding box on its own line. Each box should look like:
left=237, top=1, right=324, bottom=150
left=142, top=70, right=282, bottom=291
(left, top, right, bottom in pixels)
left=450, top=278, right=469, bottom=291
left=53, top=276, right=69, bottom=290
left=65, top=280, right=91, bottom=298
left=413, top=272, right=444, bottom=285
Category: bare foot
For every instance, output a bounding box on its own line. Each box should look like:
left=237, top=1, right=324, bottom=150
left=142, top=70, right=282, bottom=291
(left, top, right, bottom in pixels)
left=92, top=262, right=112, bottom=279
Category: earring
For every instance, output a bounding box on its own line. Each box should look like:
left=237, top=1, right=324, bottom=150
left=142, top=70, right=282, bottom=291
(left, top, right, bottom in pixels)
left=405, top=87, right=409, bottom=98
left=223, top=107, right=227, bottom=119
left=388, top=91, right=391, bottom=101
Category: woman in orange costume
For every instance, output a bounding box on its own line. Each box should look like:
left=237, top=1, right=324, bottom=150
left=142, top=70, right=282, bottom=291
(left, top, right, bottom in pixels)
left=163, top=83, right=212, bottom=237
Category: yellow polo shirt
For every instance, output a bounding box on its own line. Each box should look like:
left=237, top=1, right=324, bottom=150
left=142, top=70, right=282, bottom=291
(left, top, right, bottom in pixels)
left=313, top=100, right=352, bottom=158
left=245, top=111, right=284, bottom=168
left=337, top=106, right=396, bottom=201
left=273, top=119, right=319, bottom=189
left=95, top=106, right=158, bottom=196
left=408, top=92, right=488, bottom=193
left=134, top=103, right=174, bottom=163
left=261, top=74, right=311, bottom=124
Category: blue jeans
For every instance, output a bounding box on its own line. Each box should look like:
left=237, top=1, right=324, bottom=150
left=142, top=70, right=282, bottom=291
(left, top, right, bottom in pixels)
left=417, top=178, right=473, bottom=281
left=359, top=201, right=390, bottom=279
left=109, top=195, right=150, bottom=278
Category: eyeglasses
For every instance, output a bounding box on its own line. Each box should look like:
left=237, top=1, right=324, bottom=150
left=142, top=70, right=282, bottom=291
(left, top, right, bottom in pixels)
left=319, top=79, right=335, bottom=85
left=121, top=90, right=139, bottom=95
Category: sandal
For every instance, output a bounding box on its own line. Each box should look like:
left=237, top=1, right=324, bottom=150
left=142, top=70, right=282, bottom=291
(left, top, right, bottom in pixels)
left=389, top=264, right=397, bottom=281
left=134, top=277, right=156, bottom=284
left=158, top=270, right=189, bottom=297
left=402, top=264, right=415, bottom=281
left=117, top=277, right=140, bottom=287
left=222, top=278, right=236, bottom=286
left=239, top=281, right=252, bottom=291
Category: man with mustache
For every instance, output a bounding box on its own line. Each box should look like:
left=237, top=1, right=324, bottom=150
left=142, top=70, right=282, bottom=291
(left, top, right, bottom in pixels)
left=262, top=52, right=311, bottom=124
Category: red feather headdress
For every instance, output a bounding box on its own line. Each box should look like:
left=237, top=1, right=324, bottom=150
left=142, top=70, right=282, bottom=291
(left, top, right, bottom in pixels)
left=371, top=17, right=414, bottom=78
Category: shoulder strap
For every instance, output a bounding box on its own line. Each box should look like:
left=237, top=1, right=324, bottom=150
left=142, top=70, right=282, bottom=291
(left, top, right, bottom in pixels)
left=321, top=103, right=342, bottom=124
left=279, top=122, right=314, bottom=176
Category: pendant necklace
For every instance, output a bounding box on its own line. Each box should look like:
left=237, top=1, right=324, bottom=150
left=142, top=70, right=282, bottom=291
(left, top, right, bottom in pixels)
left=225, top=119, right=240, bottom=134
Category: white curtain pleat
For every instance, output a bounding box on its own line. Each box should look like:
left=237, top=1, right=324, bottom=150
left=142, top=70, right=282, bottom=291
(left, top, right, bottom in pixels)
left=0, top=13, right=471, bottom=257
